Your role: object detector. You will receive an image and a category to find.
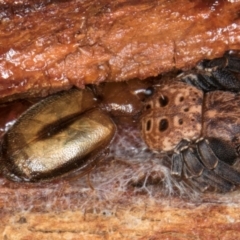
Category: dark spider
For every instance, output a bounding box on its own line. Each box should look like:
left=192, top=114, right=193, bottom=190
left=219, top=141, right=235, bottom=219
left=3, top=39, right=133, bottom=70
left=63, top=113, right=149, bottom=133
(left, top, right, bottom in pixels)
left=141, top=50, right=240, bottom=192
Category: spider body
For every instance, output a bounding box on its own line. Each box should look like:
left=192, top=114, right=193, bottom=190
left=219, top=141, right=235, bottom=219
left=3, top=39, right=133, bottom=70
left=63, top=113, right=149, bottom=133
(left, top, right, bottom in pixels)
left=142, top=51, right=240, bottom=192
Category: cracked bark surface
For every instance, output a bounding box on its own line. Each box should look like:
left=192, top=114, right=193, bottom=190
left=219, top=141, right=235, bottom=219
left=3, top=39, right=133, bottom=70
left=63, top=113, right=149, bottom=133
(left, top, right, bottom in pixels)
left=0, top=0, right=240, bottom=101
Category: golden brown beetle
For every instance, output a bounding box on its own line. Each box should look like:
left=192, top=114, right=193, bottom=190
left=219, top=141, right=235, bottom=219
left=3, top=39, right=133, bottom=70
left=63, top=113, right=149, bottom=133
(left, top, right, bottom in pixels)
left=0, top=80, right=150, bottom=182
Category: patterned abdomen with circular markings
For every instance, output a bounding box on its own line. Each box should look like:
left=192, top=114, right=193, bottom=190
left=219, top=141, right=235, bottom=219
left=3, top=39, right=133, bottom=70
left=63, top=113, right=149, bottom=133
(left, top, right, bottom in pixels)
left=141, top=81, right=203, bottom=152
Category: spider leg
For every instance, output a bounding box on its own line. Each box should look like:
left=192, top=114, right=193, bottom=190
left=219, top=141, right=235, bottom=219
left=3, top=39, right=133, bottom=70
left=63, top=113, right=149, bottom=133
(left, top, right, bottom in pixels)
left=214, top=160, right=240, bottom=185
left=182, top=73, right=219, bottom=92
left=182, top=163, right=193, bottom=179
left=210, top=68, right=240, bottom=91
left=180, top=51, right=240, bottom=92
left=185, top=165, right=235, bottom=192
left=169, top=138, right=240, bottom=192
left=226, top=56, right=240, bottom=73
left=189, top=175, right=209, bottom=192
left=197, top=139, right=218, bottom=169
left=184, top=164, right=234, bottom=192
left=207, top=137, right=238, bottom=166
left=171, top=153, right=183, bottom=177
left=202, top=52, right=240, bottom=73
left=180, top=146, right=234, bottom=192
left=196, top=138, right=240, bottom=185
left=181, top=148, right=204, bottom=177
left=201, top=169, right=235, bottom=192
left=171, top=148, right=204, bottom=179
left=170, top=137, right=240, bottom=192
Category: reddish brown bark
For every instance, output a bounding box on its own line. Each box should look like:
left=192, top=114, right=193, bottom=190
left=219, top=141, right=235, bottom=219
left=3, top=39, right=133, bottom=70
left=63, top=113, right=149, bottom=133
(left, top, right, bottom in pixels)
left=0, top=0, right=240, bottom=101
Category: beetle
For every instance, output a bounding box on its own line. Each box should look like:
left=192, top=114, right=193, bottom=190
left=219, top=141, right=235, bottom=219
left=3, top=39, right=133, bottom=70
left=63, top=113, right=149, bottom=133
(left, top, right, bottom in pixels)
left=0, top=79, right=151, bottom=182
left=0, top=51, right=240, bottom=193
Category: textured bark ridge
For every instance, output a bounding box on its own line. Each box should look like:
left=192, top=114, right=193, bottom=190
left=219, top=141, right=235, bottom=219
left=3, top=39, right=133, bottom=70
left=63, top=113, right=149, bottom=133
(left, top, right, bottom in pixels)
left=0, top=0, right=240, bottom=101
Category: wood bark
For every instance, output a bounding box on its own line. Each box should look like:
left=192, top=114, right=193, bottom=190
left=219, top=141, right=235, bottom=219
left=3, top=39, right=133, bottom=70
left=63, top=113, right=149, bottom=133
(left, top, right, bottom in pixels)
left=0, top=0, right=240, bottom=101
